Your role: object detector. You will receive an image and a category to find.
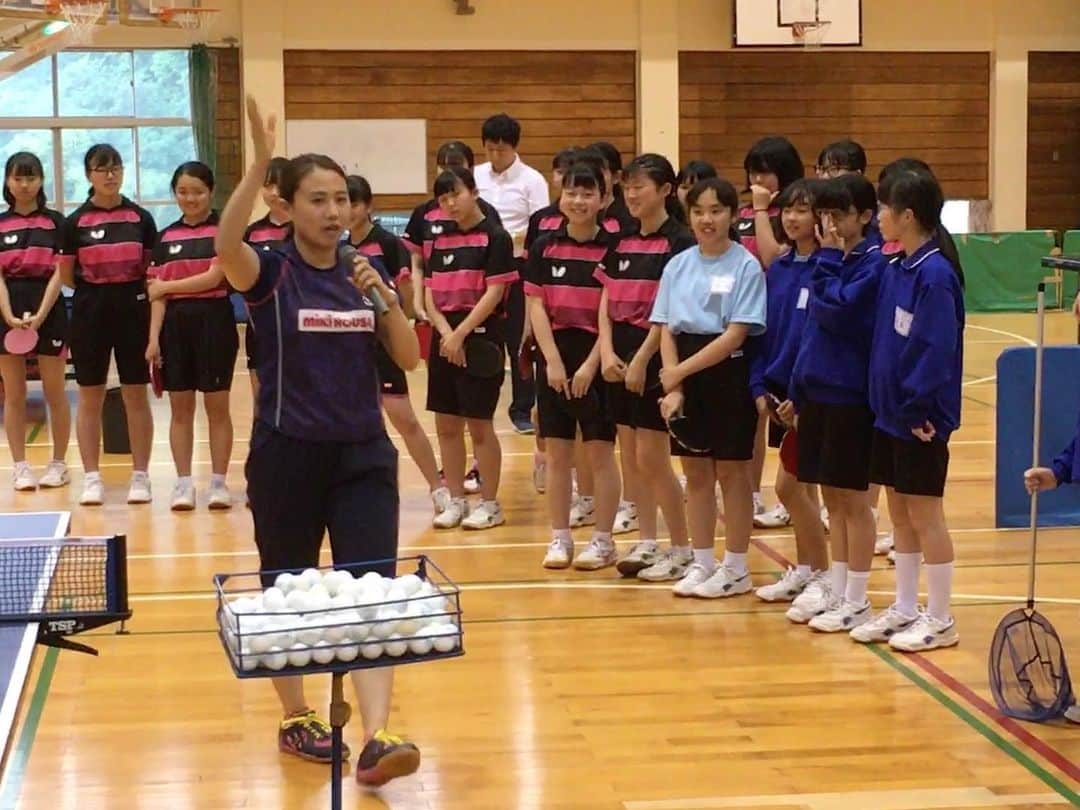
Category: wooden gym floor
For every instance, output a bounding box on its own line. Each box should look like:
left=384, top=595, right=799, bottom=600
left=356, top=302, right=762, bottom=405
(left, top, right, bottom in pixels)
left=1, top=312, right=1078, bottom=810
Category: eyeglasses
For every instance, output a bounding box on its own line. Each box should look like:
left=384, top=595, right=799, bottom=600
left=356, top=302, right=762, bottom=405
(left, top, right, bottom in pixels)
left=91, top=166, right=123, bottom=177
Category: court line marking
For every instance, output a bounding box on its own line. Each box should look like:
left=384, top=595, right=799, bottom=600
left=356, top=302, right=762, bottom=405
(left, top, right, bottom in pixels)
left=0, top=648, right=58, bottom=810
left=623, top=787, right=1069, bottom=809
left=963, top=375, right=997, bottom=386
left=967, top=323, right=1036, bottom=347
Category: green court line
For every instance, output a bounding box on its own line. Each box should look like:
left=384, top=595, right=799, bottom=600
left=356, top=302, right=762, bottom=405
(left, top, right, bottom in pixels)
left=24, top=422, right=42, bottom=445
left=869, top=645, right=1080, bottom=804
left=0, top=648, right=58, bottom=810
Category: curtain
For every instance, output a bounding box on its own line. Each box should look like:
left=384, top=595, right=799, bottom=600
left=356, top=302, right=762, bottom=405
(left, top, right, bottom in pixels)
left=188, top=45, right=220, bottom=207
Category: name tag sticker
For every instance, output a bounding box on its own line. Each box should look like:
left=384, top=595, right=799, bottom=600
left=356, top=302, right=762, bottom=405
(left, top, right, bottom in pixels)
left=298, top=308, right=374, bottom=333
left=894, top=306, right=913, bottom=337
left=797, top=287, right=810, bottom=310
left=711, top=274, right=735, bottom=295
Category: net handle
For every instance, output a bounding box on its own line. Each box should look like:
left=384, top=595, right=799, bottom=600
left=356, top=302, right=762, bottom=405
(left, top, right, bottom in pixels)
left=1028, top=283, right=1045, bottom=609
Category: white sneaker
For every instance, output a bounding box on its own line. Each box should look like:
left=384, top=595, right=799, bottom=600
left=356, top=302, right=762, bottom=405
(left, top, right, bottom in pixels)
left=569, top=495, right=596, bottom=528
left=752, top=492, right=765, bottom=518
left=542, top=537, right=574, bottom=569
left=127, top=472, right=152, bottom=504
left=431, top=486, right=452, bottom=515
left=809, top=599, right=872, bottom=633
left=573, top=537, right=617, bottom=571
left=754, top=503, right=791, bottom=529
left=887, top=548, right=896, bottom=564
left=208, top=481, right=233, bottom=510
left=639, top=547, right=693, bottom=582
left=692, top=565, right=753, bottom=599
left=1064, top=704, right=1080, bottom=724
left=533, top=457, right=546, bottom=494
left=755, top=567, right=813, bottom=602
left=462, top=500, right=505, bottom=530
left=433, top=497, right=467, bottom=529
left=616, top=540, right=661, bottom=577
left=80, top=477, right=105, bottom=506
left=820, top=505, right=830, bottom=532
left=613, top=501, right=638, bottom=535
left=785, top=574, right=833, bottom=623
left=673, top=561, right=715, bottom=597
left=38, top=461, right=70, bottom=489
left=170, top=481, right=196, bottom=511
left=875, top=533, right=895, bottom=555
left=889, top=613, right=959, bottom=652
left=850, top=604, right=920, bottom=643
left=12, top=462, right=36, bottom=491
left=463, top=465, right=481, bottom=494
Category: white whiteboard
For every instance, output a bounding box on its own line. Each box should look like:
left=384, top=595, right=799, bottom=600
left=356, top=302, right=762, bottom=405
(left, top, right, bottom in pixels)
left=284, top=119, right=428, bottom=195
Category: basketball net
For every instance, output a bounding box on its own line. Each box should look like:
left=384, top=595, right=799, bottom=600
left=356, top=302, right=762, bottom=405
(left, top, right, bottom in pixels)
left=792, top=20, right=831, bottom=49
left=51, top=0, right=108, bottom=44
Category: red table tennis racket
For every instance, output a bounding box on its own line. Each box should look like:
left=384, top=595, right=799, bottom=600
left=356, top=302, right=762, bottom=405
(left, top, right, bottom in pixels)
left=779, top=428, right=799, bottom=476
left=150, top=361, right=163, bottom=398
left=3, top=312, right=37, bottom=355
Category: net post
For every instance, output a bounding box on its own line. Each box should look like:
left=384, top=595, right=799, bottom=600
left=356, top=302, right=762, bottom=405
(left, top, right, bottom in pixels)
left=107, top=534, right=130, bottom=632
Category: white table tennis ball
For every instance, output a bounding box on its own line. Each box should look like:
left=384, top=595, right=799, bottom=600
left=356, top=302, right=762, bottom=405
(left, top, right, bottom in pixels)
left=328, top=593, right=353, bottom=614
left=347, top=619, right=370, bottom=643
left=395, top=574, right=423, bottom=597
left=274, top=572, right=296, bottom=594
left=384, top=584, right=408, bottom=609
left=249, top=630, right=274, bottom=655
left=383, top=634, right=408, bottom=657
left=360, top=571, right=386, bottom=595
left=323, top=622, right=347, bottom=645
left=287, top=643, right=312, bottom=668
left=311, top=640, right=336, bottom=665
left=360, top=640, right=383, bottom=660
left=395, top=612, right=421, bottom=638
left=371, top=609, right=397, bottom=640
left=408, top=628, right=434, bottom=656
left=308, top=583, right=330, bottom=603
left=285, top=590, right=311, bottom=613
left=239, top=649, right=258, bottom=672
left=299, top=568, right=322, bottom=591
left=338, top=577, right=363, bottom=601
left=353, top=590, right=381, bottom=621
left=336, top=643, right=360, bottom=663
left=262, top=646, right=288, bottom=670
left=323, top=570, right=352, bottom=597
left=432, top=625, right=459, bottom=653
left=262, top=587, right=287, bottom=612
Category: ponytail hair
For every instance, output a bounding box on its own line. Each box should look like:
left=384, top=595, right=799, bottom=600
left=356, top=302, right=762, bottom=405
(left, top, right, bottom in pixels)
left=4, top=152, right=47, bottom=210
left=686, top=177, right=741, bottom=242
left=625, top=153, right=685, bottom=224
left=879, top=166, right=964, bottom=287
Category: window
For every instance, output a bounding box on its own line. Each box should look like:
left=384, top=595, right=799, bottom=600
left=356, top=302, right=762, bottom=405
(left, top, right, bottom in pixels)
left=0, top=49, right=195, bottom=227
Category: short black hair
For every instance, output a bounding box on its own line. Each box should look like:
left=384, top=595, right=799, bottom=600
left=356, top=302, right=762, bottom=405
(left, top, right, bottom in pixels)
left=264, top=156, right=290, bottom=188
left=436, top=141, right=475, bottom=169
left=4, top=152, right=47, bottom=209
left=481, top=113, right=521, bottom=147
left=744, top=136, right=805, bottom=192
left=552, top=147, right=580, bottom=173
left=677, top=159, right=718, bottom=187
left=278, top=154, right=346, bottom=203
left=434, top=165, right=476, bottom=198
left=817, top=140, right=867, bottom=174
left=587, top=141, right=623, bottom=175
left=346, top=174, right=372, bottom=205
left=878, top=157, right=933, bottom=184
left=561, top=161, right=606, bottom=199
left=686, top=177, right=741, bottom=241
left=775, top=177, right=816, bottom=211
left=814, top=173, right=877, bottom=216
left=170, top=161, right=214, bottom=193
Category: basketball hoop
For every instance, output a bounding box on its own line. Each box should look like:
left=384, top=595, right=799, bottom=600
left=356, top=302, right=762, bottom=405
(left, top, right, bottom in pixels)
left=150, top=6, right=218, bottom=36
left=792, top=20, right=831, bottom=49
left=46, top=0, right=108, bottom=44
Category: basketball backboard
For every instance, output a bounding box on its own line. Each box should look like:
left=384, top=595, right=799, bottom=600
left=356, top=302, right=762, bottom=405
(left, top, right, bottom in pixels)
left=733, top=0, right=862, bottom=47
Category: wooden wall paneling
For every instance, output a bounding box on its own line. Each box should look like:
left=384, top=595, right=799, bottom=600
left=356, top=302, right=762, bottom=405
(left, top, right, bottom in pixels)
left=678, top=51, right=991, bottom=200
left=1027, top=52, right=1080, bottom=231
left=283, top=50, right=638, bottom=213
left=212, top=47, right=242, bottom=203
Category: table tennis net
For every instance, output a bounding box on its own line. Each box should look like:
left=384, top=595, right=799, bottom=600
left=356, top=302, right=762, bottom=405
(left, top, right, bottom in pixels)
left=0, top=537, right=126, bottom=620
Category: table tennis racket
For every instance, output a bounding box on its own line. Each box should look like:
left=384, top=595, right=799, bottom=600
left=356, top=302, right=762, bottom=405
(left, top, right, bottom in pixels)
left=3, top=312, right=37, bottom=355
left=667, top=410, right=711, bottom=454
left=518, top=337, right=536, bottom=381
left=779, top=428, right=799, bottom=475
left=464, top=338, right=504, bottom=378
left=414, top=321, right=433, bottom=361
left=150, top=361, right=163, bottom=398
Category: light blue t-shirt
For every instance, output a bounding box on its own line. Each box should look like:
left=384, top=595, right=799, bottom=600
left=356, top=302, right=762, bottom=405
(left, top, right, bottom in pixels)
left=650, top=242, right=767, bottom=336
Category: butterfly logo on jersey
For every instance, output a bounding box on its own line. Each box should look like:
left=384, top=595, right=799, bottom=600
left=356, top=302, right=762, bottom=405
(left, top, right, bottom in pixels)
left=618, top=259, right=631, bottom=273
left=431, top=225, right=444, bottom=235
left=442, top=254, right=454, bottom=265
left=168, top=244, right=183, bottom=255
left=737, top=221, right=753, bottom=231
left=2, top=235, right=17, bottom=245
left=551, top=265, right=567, bottom=278
left=90, top=229, right=106, bottom=240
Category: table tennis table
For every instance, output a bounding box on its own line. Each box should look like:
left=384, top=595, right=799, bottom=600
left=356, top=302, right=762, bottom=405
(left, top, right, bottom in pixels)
left=0, top=510, right=69, bottom=766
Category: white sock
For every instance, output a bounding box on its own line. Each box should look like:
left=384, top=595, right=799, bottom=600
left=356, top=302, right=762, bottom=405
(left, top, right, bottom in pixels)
left=552, top=528, right=572, bottom=544
left=693, top=548, right=715, bottom=570
left=845, top=570, right=870, bottom=605
left=482, top=499, right=499, bottom=511
left=830, top=561, right=848, bottom=596
left=211, top=473, right=226, bottom=487
left=924, top=561, right=954, bottom=621
left=619, top=499, right=633, bottom=511
left=592, top=531, right=613, bottom=546
left=177, top=476, right=193, bottom=488
left=85, top=471, right=101, bottom=482
left=723, top=550, right=748, bottom=575
left=894, top=551, right=922, bottom=617
left=796, top=564, right=812, bottom=578
left=132, top=469, right=149, bottom=480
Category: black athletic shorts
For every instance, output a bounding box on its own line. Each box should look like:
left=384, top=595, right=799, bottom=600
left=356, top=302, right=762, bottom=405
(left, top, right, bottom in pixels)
left=797, top=400, right=875, bottom=491
left=869, top=428, right=950, bottom=497
left=607, top=320, right=666, bottom=432
left=69, top=280, right=150, bottom=386
left=670, top=332, right=757, bottom=462
left=536, top=328, right=615, bottom=443
left=425, top=314, right=505, bottom=420
left=0, top=278, right=67, bottom=357
left=244, top=321, right=258, bottom=371
left=160, top=297, right=239, bottom=393
left=375, top=343, right=408, bottom=397
left=246, top=421, right=400, bottom=588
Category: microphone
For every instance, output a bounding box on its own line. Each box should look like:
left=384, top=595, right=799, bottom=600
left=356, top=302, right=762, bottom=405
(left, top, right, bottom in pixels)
left=339, top=243, right=389, bottom=315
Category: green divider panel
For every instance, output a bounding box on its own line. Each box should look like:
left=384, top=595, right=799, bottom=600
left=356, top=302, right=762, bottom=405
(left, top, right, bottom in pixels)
left=1063, top=230, right=1080, bottom=302
left=956, top=230, right=1058, bottom=312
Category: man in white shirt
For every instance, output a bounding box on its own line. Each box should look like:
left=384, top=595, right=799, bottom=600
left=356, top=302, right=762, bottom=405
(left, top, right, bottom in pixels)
left=475, top=113, right=550, bottom=434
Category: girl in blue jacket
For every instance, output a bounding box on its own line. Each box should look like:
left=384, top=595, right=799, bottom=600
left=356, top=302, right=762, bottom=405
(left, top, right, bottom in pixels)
left=850, top=168, right=965, bottom=653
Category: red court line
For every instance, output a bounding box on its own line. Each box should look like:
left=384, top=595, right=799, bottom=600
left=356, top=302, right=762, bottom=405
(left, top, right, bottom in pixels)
left=751, top=537, right=794, bottom=569
left=907, top=652, right=1080, bottom=785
